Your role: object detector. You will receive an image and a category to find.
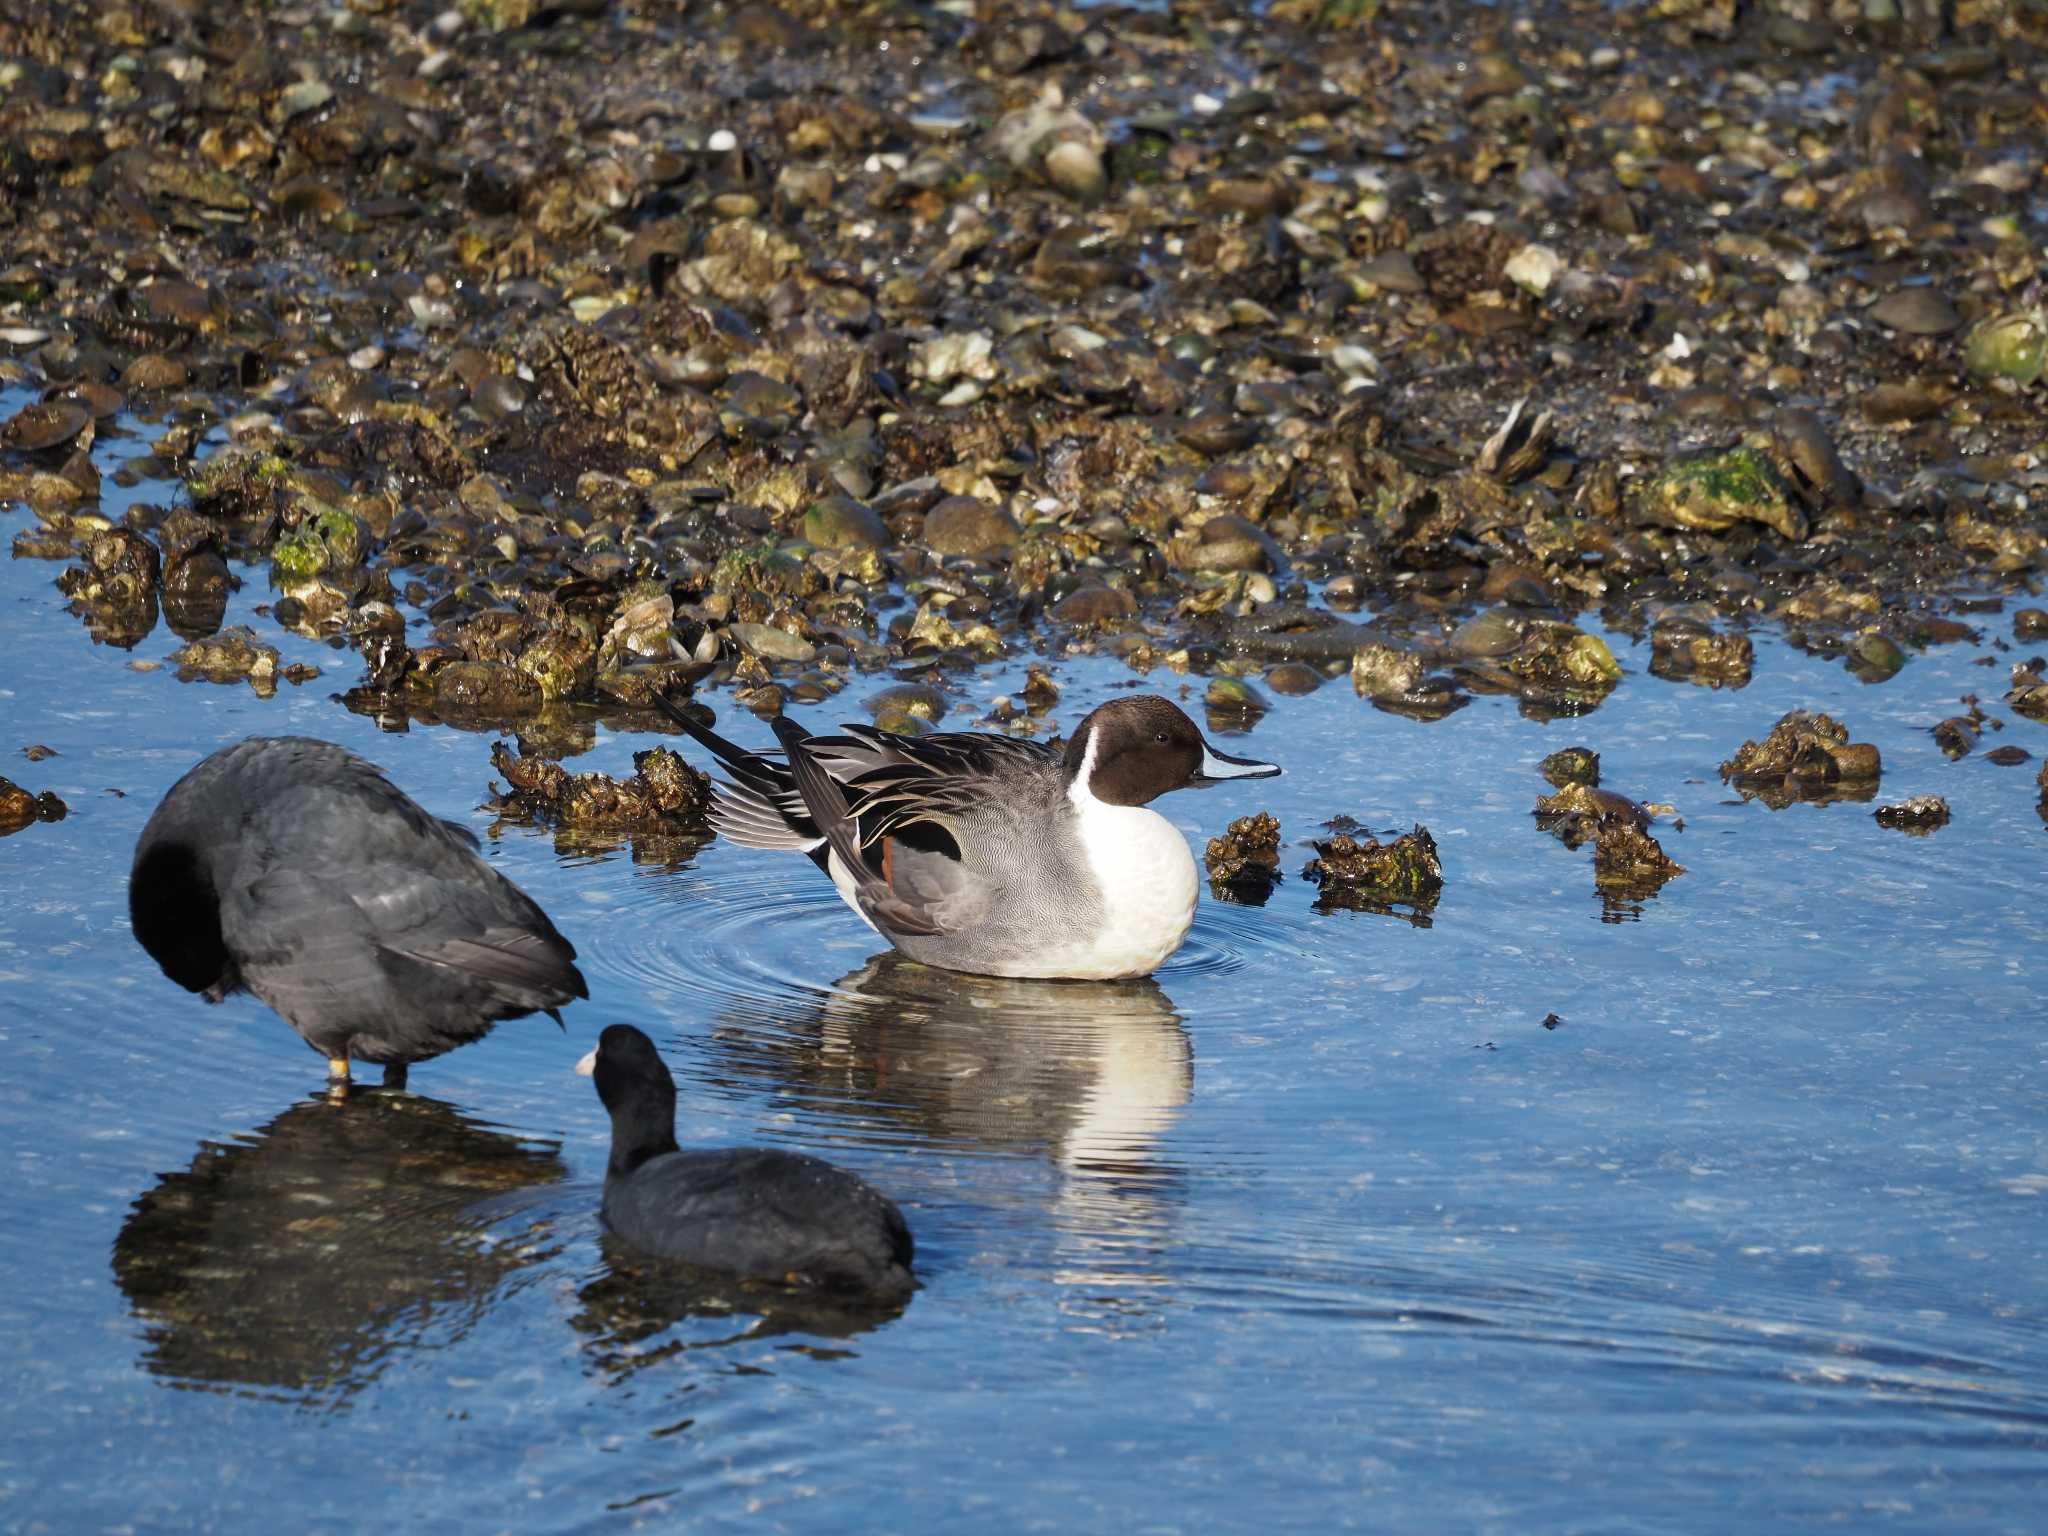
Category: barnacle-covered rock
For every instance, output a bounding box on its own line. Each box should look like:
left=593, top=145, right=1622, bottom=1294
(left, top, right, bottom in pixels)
left=1720, top=711, right=1881, bottom=808
left=487, top=739, right=713, bottom=859
left=186, top=450, right=293, bottom=526
left=1649, top=612, right=1752, bottom=688
left=171, top=627, right=280, bottom=699
left=435, top=661, right=544, bottom=720
left=1204, top=812, right=1282, bottom=904
left=1539, top=747, right=1600, bottom=788
left=1535, top=778, right=1684, bottom=908
left=1303, top=823, right=1442, bottom=922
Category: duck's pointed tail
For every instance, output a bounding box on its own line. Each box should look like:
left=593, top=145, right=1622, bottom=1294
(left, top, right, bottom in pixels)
left=650, top=693, right=824, bottom=853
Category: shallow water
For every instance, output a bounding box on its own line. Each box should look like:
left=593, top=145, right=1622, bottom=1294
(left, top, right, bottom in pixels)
left=3, top=415, right=2047, bottom=1531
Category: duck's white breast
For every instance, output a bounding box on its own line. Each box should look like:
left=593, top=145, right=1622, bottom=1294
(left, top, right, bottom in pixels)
left=1047, top=791, right=1198, bottom=980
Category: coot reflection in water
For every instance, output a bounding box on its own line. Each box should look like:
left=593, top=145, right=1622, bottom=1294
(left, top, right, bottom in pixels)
left=110, top=1088, right=566, bottom=1405
left=570, top=1238, right=911, bottom=1385
left=698, top=954, right=1194, bottom=1297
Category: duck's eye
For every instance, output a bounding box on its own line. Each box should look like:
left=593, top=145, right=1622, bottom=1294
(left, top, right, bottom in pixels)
left=1154, top=731, right=1171, bottom=744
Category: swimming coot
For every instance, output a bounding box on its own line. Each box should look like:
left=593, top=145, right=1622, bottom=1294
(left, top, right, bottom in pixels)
left=578, top=1024, right=914, bottom=1298
left=130, top=736, right=587, bottom=1086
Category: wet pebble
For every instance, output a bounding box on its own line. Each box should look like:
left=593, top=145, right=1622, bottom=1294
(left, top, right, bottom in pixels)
left=1049, top=586, right=1137, bottom=627
left=923, top=496, right=1018, bottom=559
left=805, top=495, right=888, bottom=551
left=1869, top=288, right=1959, bottom=336
left=1263, top=663, right=1322, bottom=696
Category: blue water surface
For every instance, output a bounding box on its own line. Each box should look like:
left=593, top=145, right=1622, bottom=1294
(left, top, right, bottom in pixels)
left=1, top=399, right=2044, bottom=1534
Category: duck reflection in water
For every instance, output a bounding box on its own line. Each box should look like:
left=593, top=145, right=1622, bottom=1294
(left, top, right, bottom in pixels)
left=111, top=1087, right=565, bottom=1406
left=698, top=953, right=1194, bottom=1302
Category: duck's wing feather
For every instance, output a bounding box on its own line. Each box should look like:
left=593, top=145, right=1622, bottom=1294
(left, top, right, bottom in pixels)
left=775, top=716, right=1002, bottom=938
left=816, top=724, right=1060, bottom=781
left=651, top=693, right=1059, bottom=857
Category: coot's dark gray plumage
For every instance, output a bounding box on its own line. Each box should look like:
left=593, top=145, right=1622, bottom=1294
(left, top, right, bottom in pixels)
left=578, top=1024, right=914, bottom=1298
left=130, top=736, right=586, bottom=1085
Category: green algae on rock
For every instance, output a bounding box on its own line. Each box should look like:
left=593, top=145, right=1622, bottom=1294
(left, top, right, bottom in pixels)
left=1303, top=823, right=1442, bottom=922
left=1961, top=312, right=2047, bottom=387
left=1633, top=446, right=1805, bottom=543
left=270, top=503, right=365, bottom=585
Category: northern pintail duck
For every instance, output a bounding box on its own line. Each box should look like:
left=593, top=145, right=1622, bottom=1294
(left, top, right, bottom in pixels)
left=130, top=736, right=586, bottom=1086
left=578, top=1024, right=914, bottom=1297
left=654, top=694, right=1280, bottom=980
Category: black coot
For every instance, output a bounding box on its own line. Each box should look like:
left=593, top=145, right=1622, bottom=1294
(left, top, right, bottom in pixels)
left=130, top=736, right=587, bottom=1085
left=578, top=1024, right=914, bottom=1298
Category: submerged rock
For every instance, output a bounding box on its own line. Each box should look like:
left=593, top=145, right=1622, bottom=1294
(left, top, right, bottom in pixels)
left=57, top=527, right=162, bottom=648
left=1204, top=677, right=1267, bottom=732
left=1846, top=630, right=1907, bottom=685
left=1500, top=621, right=1623, bottom=712
left=1649, top=614, right=1753, bottom=689
left=1874, top=795, right=1950, bottom=834
left=435, top=661, right=545, bottom=720
left=864, top=683, right=947, bottom=734
left=0, top=776, right=68, bottom=835
left=1534, top=777, right=1685, bottom=911
left=1588, top=822, right=1684, bottom=897
left=1932, top=715, right=1979, bottom=760
left=1533, top=780, right=1652, bottom=844
left=161, top=533, right=235, bottom=641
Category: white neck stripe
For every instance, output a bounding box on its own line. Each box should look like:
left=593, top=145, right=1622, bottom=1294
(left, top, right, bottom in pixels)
left=1068, top=725, right=1100, bottom=801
